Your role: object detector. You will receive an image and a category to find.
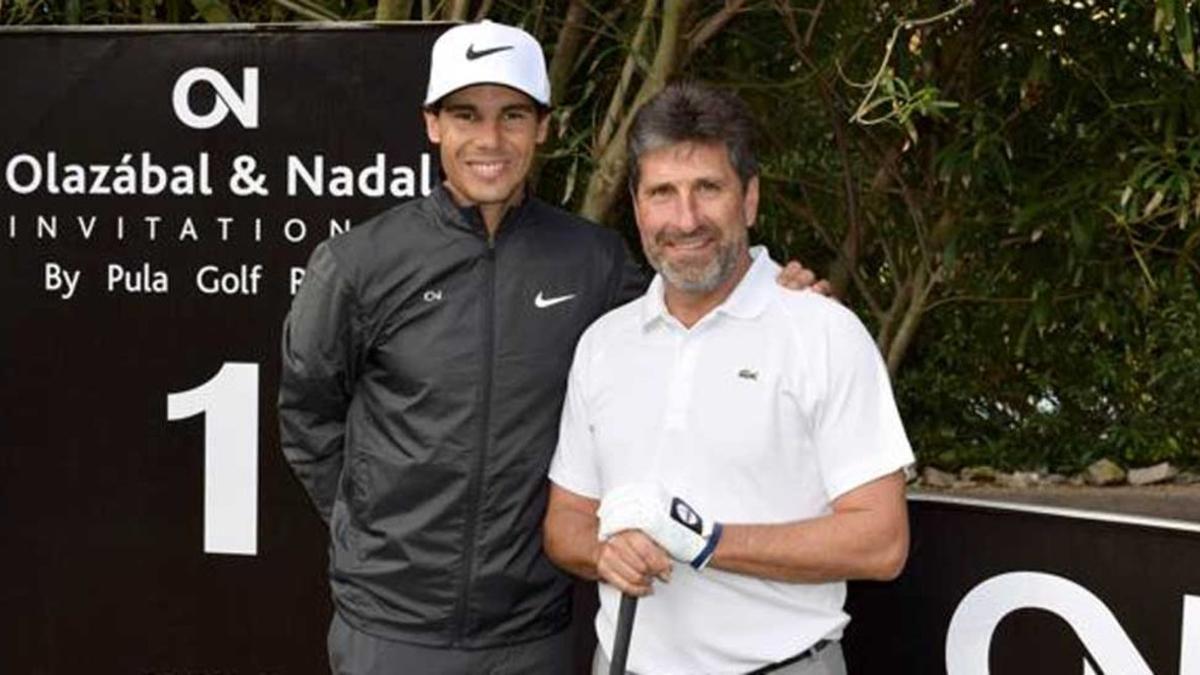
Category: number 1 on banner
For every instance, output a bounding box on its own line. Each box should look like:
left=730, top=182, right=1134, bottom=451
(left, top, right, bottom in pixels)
left=167, top=362, right=259, bottom=556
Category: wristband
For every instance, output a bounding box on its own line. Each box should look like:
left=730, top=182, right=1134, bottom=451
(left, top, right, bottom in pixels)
left=690, top=521, right=723, bottom=570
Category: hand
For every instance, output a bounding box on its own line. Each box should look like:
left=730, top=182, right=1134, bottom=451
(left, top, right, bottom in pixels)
left=776, top=260, right=833, bottom=297
left=598, top=483, right=723, bottom=569
left=595, top=530, right=672, bottom=596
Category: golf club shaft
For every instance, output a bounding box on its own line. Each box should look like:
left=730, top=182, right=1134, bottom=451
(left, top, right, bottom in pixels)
left=609, top=593, right=638, bottom=675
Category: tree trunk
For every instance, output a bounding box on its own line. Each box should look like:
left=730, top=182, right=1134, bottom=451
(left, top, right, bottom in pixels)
left=446, top=0, right=470, bottom=21
left=579, top=0, right=691, bottom=225
left=375, top=0, right=412, bottom=21
left=885, top=264, right=936, bottom=376
left=876, top=271, right=912, bottom=356
left=547, top=0, right=587, bottom=108
left=595, top=0, right=657, bottom=152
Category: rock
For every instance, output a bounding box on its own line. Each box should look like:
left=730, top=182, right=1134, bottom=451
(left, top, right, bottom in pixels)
left=921, top=467, right=957, bottom=488
left=1127, top=462, right=1179, bottom=486
left=1043, top=473, right=1069, bottom=485
left=920, top=466, right=957, bottom=488
left=997, top=471, right=1040, bottom=489
left=1084, top=458, right=1126, bottom=486
left=1175, top=471, right=1200, bottom=485
left=961, top=466, right=999, bottom=483
left=1068, top=474, right=1086, bottom=487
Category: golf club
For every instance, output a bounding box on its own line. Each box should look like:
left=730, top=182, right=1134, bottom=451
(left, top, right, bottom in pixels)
left=609, top=593, right=638, bottom=675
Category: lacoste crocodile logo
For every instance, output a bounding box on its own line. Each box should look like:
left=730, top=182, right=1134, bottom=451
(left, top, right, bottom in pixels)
left=534, top=291, right=576, bottom=309
left=466, top=44, right=513, bottom=60
left=738, top=369, right=758, bottom=381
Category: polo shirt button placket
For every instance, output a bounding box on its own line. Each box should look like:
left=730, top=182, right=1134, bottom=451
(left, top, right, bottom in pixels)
left=653, top=329, right=700, bottom=481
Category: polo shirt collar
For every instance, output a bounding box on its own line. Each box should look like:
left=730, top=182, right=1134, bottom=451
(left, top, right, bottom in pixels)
left=640, top=245, right=776, bottom=329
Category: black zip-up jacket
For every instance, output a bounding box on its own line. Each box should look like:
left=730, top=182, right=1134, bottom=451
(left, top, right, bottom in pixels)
left=279, top=186, right=645, bottom=647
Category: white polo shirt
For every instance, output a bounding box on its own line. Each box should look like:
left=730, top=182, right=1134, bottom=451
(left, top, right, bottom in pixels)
left=548, top=247, right=913, bottom=674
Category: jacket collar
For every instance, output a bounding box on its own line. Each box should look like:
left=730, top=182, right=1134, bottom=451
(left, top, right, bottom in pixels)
left=431, top=183, right=537, bottom=238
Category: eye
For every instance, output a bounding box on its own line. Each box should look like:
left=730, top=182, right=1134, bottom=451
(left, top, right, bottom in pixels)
left=449, top=109, right=477, bottom=122
left=502, top=109, right=533, bottom=123
left=644, top=185, right=672, bottom=200
left=696, top=180, right=722, bottom=194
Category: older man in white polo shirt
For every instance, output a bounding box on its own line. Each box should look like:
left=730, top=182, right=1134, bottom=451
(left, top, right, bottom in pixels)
left=543, top=82, right=914, bottom=675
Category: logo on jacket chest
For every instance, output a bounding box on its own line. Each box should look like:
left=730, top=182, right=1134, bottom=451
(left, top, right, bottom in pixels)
left=534, top=290, right=576, bottom=309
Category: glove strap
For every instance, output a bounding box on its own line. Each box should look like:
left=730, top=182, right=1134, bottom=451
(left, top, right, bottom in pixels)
left=690, top=522, right=723, bottom=570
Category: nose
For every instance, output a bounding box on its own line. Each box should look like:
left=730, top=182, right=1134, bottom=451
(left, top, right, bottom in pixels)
left=674, top=191, right=701, bottom=233
left=476, top=116, right=502, bottom=150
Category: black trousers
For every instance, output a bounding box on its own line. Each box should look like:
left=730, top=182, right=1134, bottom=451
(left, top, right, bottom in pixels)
left=328, top=611, right=573, bottom=675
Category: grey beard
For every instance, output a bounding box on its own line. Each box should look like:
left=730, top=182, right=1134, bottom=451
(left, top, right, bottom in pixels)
left=650, top=233, right=744, bottom=294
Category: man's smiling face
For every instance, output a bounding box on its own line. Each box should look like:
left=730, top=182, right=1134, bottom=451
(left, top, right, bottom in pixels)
left=633, top=140, right=758, bottom=296
left=423, top=84, right=549, bottom=214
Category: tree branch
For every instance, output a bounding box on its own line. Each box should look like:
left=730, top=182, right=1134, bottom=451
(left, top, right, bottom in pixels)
left=685, top=0, right=748, bottom=60
left=803, top=0, right=825, bottom=48
left=885, top=264, right=939, bottom=375
left=580, top=0, right=692, bottom=224
left=274, top=0, right=338, bottom=21
left=547, top=0, right=587, bottom=107
left=596, top=0, right=657, bottom=153
left=773, top=186, right=884, bottom=319
left=849, top=0, right=974, bottom=126
left=776, top=0, right=865, bottom=298
left=876, top=270, right=912, bottom=355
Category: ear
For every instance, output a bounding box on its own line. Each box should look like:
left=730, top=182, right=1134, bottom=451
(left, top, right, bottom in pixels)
left=423, top=109, right=442, bottom=144
left=535, top=111, right=551, bottom=144
left=743, top=175, right=760, bottom=228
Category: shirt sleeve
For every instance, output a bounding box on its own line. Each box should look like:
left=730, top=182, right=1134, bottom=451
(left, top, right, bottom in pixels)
left=547, top=330, right=603, bottom=499
left=277, top=242, right=360, bottom=524
left=813, top=303, right=915, bottom=501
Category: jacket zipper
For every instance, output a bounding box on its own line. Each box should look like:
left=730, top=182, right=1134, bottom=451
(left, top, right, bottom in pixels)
left=452, top=234, right=497, bottom=644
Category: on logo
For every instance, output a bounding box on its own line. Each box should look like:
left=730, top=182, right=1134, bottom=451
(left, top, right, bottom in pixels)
left=945, top=571, right=1200, bottom=675
left=173, top=67, right=259, bottom=129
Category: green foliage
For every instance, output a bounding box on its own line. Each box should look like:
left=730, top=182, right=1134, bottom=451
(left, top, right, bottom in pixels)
left=690, top=1, right=1200, bottom=471
left=3, top=0, right=1197, bottom=472
left=899, top=271, right=1200, bottom=472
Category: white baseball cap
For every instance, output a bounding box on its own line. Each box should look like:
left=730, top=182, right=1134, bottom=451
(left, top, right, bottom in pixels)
left=425, top=20, right=551, bottom=107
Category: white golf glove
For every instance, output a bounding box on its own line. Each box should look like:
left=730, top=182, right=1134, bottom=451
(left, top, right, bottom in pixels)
left=597, top=483, right=724, bottom=569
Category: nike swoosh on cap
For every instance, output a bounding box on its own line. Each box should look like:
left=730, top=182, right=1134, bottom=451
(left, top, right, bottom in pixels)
left=534, top=291, right=576, bottom=309
left=465, top=44, right=514, bottom=60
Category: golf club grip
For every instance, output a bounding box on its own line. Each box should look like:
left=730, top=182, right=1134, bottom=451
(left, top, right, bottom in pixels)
left=609, top=593, right=638, bottom=675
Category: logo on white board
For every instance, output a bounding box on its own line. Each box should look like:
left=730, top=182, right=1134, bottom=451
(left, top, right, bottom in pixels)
left=172, top=67, right=260, bottom=129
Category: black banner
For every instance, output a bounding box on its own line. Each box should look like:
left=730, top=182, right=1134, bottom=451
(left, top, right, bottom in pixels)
left=1, top=25, right=444, bottom=673
left=846, top=497, right=1200, bottom=674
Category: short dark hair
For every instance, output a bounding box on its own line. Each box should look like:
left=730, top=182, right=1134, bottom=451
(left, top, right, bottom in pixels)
left=422, top=86, right=551, bottom=118
left=627, top=81, right=759, bottom=191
